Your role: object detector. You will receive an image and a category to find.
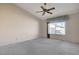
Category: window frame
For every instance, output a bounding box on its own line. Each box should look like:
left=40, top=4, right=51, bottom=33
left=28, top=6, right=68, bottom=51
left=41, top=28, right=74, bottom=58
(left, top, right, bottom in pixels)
left=48, top=21, right=66, bottom=35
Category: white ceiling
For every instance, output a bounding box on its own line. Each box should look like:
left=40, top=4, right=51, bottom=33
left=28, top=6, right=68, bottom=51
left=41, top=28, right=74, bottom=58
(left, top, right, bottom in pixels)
left=16, top=3, right=79, bottom=20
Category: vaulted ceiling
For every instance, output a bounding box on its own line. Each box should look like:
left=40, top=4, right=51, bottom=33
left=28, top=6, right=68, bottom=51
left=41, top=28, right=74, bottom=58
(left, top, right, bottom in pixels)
left=16, top=3, right=79, bottom=20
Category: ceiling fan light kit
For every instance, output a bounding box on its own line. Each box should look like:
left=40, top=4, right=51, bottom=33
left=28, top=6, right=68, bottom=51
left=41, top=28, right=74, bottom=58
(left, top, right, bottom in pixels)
left=36, top=3, right=55, bottom=16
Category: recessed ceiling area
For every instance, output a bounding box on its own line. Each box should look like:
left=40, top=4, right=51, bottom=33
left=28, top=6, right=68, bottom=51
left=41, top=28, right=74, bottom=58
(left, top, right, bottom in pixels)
left=16, top=3, right=79, bottom=20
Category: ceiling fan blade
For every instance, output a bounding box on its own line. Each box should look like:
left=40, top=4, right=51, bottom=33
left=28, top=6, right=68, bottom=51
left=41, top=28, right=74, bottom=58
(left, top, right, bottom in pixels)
left=42, top=11, right=45, bottom=16
left=47, top=7, right=55, bottom=11
left=47, top=12, right=53, bottom=14
left=36, top=11, right=43, bottom=13
left=40, top=6, right=45, bottom=10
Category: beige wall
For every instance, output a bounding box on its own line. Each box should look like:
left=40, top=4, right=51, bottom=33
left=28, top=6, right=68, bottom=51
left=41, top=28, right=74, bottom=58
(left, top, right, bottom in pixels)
left=0, top=4, right=41, bottom=46
left=42, top=13, right=79, bottom=43
left=41, top=20, right=47, bottom=38
left=68, top=13, right=79, bottom=43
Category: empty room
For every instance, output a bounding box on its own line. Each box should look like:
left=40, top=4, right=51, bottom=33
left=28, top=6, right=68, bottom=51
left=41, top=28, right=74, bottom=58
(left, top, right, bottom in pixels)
left=0, top=3, right=79, bottom=55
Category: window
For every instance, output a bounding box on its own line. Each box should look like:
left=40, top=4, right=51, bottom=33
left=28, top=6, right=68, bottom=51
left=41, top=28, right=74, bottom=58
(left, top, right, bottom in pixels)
left=48, top=22, right=65, bottom=35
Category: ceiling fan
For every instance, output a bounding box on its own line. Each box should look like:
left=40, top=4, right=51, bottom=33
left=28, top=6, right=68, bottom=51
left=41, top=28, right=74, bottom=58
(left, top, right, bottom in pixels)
left=36, top=3, right=55, bottom=16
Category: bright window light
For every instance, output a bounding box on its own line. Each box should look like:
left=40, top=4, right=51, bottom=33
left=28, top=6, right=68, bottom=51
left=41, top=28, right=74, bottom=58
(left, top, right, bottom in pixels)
left=48, top=22, right=65, bottom=35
